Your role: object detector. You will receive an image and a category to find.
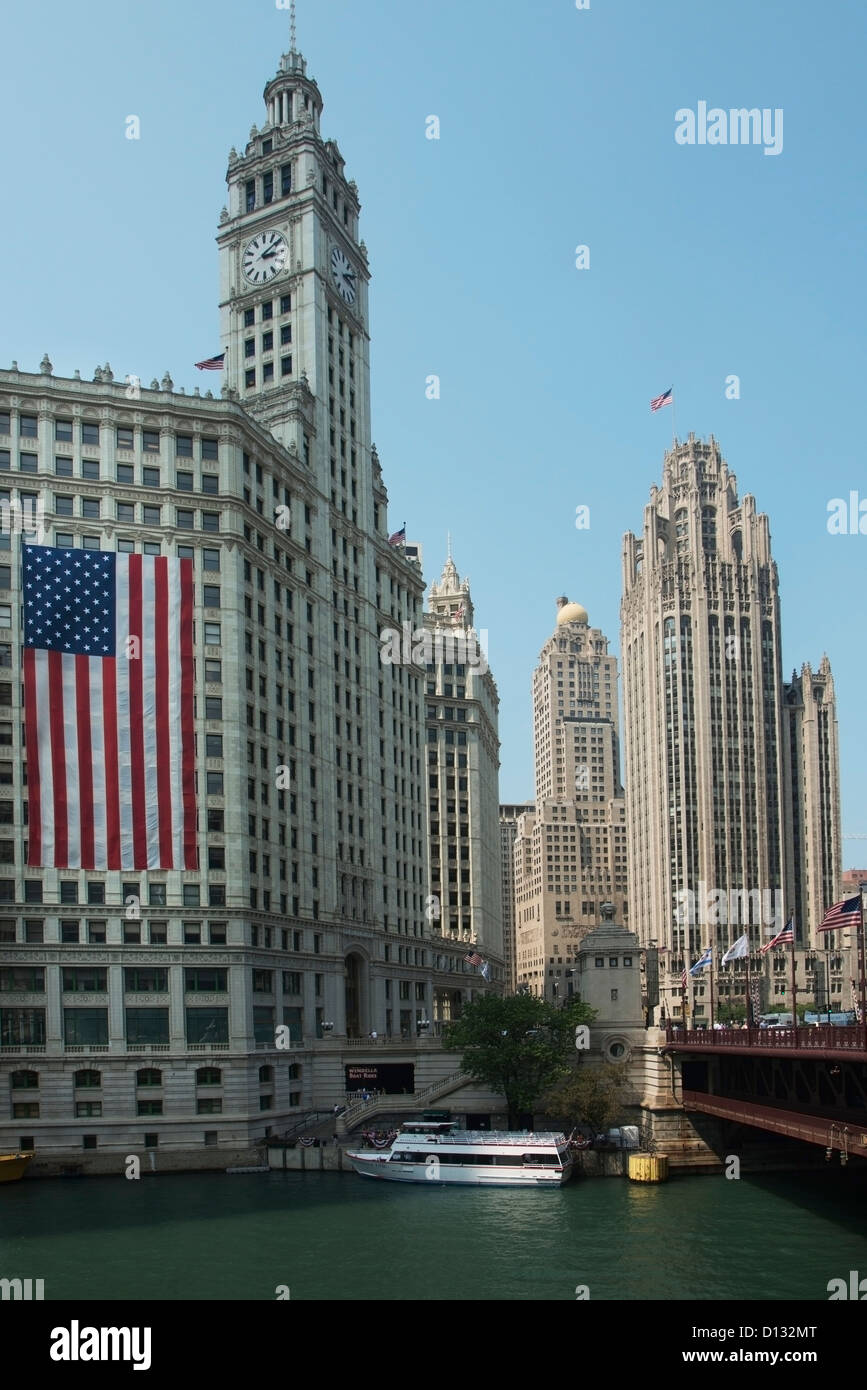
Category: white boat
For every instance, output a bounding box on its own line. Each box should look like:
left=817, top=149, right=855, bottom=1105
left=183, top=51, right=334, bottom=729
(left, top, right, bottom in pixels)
left=346, top=1120, right=573, bottom=1187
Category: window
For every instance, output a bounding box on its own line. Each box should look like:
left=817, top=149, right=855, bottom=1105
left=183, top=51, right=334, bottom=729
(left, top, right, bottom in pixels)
left=126, top=1009, right=170, bottom=1045
left=63, top=1008, right=108, bottom=1045
left=81, top=498, right=100, bottom=519
left=116, top=464, right=134, bottom=485
left=176, top=508, right=194, bottom=529
left=205, top=659, right=222, bottom=683
left=81, top=422, right=99, bottom=446
left=20, top=416, right=38, bottom=438
left=203, top=585, right=221, bottom=609
left=0, top=1008, right=45, bottom=1045
left=183, top=884, right=200, bottom=907
left=117, top=502, right=135, bottom=523
left=206, top=772, right=224, bottom=796
left=81, top=459, right=100, bottom=480
left=55, top=456, right=73, bottom=477
left=142, top=430, right=160, bottom=453
left=62, top=967, right=106, bottom=992
left=281, top=166, right=292, bottom=197
left=1, top=967, right=45, bottom=992
left=176, top=471, right=194, bottom=492
left=186, top=1008, right=228, bottom=1044
left=253, top=970, right=273, bottom=992
left=124, top=968, right=168, bottom=993
left=142, top=466, right=160, bottom=488
left=176, top=435, right=193, bottom=457
left=56, top=420, right=74, bottom=442
left=202, top=548, right=220, bottom=571
left=137, top=1099, right=163, bottom=1116
left=245, top=369, right=256, bottom=388
left=74, top=1069, right=101, bottom=1088
left=201, top=438, right=218, bottom=461
left=87, top=921, right=106, bottom=944
left=116, top=426, right=134, bottom=450
left=204, top=622, right=221, bottom=646
left=13, top=1102, right=40, bottom=1119
left=149, top=883, right=167, bottom=907
left=184, top=923, right=202, bottom=945
left=196, top=1067, right=222, bottom=1086
left=54, top=494, right=74, bottom=516
left=11, top=1069, right=39, bottom=1088
left=202, top=512, right=219, bottom=532
left=143, top=505, right=161, bottom=526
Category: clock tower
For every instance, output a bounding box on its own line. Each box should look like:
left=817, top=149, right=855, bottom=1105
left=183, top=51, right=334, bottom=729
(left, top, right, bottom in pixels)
left=217, top=28, right=371, bottom=475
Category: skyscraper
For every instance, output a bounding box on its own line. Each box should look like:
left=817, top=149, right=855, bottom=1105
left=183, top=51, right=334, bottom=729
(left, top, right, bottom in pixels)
left=514, top=599, right=628, bottom=1000
left=499, top=802, right=534, bottom=993
left=423, top=550, right=503, bottom=988
left=0, top=30, right=489, bottom=1159
left=621, top=434, right=841, bottom=1018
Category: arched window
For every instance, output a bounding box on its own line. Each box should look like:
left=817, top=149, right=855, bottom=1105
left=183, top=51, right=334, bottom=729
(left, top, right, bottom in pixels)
left=10, top=1069, right=38, bottom=1090
left=74, top=1069, right=101, bottom=1089
left=196, top=1067, right=222, bottom=1087
left=136, top=1068, right=162, bottom=1088
left=258, top=1065, right=273, bottom=1083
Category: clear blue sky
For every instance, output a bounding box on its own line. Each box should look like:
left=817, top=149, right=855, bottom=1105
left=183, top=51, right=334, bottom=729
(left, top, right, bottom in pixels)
left=2, top=0, right=865, bottom=864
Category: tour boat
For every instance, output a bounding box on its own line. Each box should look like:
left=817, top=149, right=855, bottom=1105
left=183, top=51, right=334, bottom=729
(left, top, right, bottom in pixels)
left=347, top=1121, right=573, bottom=1187
left=0, top=1151, right=34, bottom=1183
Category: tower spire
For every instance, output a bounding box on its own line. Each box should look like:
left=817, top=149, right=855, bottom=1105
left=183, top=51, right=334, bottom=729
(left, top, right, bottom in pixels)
left=290, top=0, right=297, bottom=53
left=447, top=531, right=452, bottom=562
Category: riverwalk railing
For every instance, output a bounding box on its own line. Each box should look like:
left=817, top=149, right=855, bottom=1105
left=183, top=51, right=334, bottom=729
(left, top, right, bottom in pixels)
left=665, top=1023, right=867, bottom=1054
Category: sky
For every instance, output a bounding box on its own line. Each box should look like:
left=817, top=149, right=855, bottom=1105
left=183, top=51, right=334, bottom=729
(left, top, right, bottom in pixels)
left=2, top=0, right=865, bottom=864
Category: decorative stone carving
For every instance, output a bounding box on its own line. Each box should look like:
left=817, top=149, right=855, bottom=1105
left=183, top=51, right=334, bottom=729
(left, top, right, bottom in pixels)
left=40, top=354, right=53, bottom=375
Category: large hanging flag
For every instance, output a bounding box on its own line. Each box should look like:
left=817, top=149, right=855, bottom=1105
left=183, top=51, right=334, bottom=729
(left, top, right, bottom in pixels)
left=818, top=897, right=860, bottom=932
left=760, top=917, right=795, bottom=954
left=721, top=933, right=750, bottom=964
left=23, top=545, right=197, bottom=870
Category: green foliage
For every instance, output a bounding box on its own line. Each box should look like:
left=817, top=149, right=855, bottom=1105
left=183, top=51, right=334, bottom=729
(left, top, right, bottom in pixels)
left=715, top=1001, right=746, bottom=1025
left=443, top=993, right=595, bottom=1125
left=542, top=1062, right=629, bottom=1135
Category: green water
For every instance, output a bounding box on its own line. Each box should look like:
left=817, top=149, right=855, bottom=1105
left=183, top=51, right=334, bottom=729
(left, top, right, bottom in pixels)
left=2, top=1168, right=867, bottom=1301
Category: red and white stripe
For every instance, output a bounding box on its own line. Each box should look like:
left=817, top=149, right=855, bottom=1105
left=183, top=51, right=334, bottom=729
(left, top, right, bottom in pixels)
left=25, top=555, right=196, bottom=869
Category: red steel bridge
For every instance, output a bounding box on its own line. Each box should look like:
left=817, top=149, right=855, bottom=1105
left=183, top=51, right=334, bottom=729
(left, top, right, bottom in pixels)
left=663, top=1023, right=867, bottom=1160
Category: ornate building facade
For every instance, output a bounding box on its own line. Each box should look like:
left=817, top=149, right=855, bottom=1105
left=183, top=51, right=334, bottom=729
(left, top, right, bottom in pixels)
left=514, top=599, right=628, bottom=1001
left=621, top=434, right=842, bottom=1021
left=0, top=33, right=497, bottom=1160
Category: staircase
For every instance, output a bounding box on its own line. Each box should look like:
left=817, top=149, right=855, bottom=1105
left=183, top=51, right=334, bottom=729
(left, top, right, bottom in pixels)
left=337, top=1070, right=470, bottom=1135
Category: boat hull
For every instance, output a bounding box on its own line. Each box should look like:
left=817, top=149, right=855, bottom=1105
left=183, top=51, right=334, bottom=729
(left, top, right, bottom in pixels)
left=346, top=1152, right=572, bottom=1187
left=0, top=1152, right=34, bottom=1183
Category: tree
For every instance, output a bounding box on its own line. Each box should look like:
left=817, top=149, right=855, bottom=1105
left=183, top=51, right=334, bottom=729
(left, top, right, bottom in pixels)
left=541, top=1062, right=628, bottom=1136
left=443, top=994, right=595, bottom=1127
left=715, top=1000, right=746, bottom=1025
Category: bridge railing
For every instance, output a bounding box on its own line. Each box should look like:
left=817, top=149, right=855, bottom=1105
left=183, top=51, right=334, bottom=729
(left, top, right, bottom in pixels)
left=666, top=1023, right=867, bottom=1052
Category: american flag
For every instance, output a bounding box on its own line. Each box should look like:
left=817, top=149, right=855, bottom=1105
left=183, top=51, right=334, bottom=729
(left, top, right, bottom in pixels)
left=463, top=951, right=483, bottom=967
left=760, top=918, right=795, bottom=954
left=650, top=387, right=673, bottom=412
left=818, top=897, right=860, bottom=932
left=388, top=526, right=406, bottom=548
left=195, top=352, right=226, bottom=371
left=23, top=545, right=197, bottom=870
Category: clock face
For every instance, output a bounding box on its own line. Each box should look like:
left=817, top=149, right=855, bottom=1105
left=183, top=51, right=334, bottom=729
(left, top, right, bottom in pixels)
left=242, top=231, right=289, bottom=284
left=330, top=246, right=357, bottom=305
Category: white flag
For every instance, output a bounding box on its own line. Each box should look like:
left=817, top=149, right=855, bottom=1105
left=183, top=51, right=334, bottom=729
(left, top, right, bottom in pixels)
left=721, top=933, right=749, bottom=964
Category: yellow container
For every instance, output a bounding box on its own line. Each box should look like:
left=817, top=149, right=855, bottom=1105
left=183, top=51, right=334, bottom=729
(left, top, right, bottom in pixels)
left=627, top=1153, right=668, bottom=1183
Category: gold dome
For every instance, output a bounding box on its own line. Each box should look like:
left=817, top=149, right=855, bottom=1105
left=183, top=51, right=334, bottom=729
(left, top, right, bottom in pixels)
left=556, top=601, right=588, bottom=626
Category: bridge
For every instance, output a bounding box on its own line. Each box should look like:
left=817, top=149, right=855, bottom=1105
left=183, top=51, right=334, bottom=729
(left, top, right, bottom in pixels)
left=662, top=1023, right=867, bottom=1160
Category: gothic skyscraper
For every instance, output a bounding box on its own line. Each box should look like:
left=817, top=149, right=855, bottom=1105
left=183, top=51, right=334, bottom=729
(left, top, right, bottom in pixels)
left=621, top=434, right=841, bottom=1019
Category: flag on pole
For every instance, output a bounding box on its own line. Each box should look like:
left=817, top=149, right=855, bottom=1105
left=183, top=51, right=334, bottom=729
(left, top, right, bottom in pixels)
left=195, top=352, right=225, bottom=371
left=388, top=526, right=406, bottom=548
left=650, top=387, right=673, bottom=412
left=721, top=933, right=750, bottom=964
left=689, top=946, right=713, bottom=976
left=760, top=917, right=795, bottom=954
left=463, top=951, right=483, bottom=967
left=23, top=544, right=197, bottom=870
left=480, top=960, right=491, bottom=981
left=818, top=897, right=860, bottom=932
